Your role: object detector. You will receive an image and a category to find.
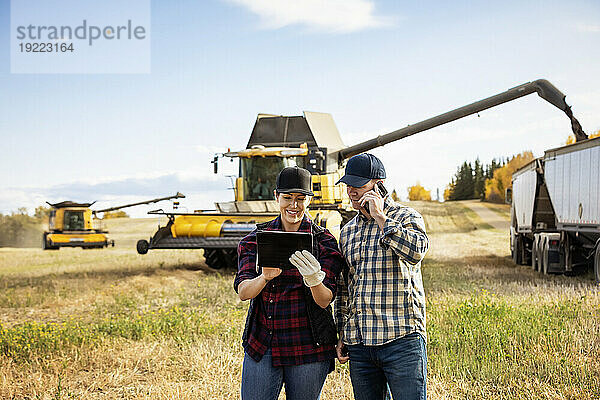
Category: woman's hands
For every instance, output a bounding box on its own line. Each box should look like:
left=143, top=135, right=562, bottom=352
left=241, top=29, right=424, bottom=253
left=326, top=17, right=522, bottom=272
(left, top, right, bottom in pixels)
left=289, top=250, right=332, bottom=308
left=262, top=267, right=282, bottom=281
left=240, top=251, right=332, bottom=308
left=289, top=250, right=326, bottom=287
left=237, top=265, right=281, bottom=301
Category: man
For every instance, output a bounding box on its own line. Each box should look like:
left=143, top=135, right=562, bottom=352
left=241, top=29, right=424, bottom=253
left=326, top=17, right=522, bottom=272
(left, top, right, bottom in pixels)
left=252, top=177, right=271, bottom=200
left=334, top=153, right=429, bottom=400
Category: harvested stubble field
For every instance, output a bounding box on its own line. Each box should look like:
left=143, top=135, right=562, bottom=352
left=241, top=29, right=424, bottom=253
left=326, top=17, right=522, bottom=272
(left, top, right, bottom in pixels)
left=0, top=202, right=598, bottom=399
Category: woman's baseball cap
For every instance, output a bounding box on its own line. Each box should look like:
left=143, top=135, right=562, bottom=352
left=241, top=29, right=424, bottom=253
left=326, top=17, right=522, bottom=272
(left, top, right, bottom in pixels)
left=336, top=153, right=386, bottom=187
left=276, top=166, right=314, bottom=196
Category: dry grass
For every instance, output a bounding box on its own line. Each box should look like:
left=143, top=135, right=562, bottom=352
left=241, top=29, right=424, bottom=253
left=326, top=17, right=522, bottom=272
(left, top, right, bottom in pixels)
left=0, top=205, right=598, bottom=399
left=478, top=201, right=511, bottom=218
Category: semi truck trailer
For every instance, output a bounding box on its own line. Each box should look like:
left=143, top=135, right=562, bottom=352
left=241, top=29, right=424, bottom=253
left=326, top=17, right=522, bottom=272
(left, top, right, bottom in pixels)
left=510, top=136, right=600, bottom=282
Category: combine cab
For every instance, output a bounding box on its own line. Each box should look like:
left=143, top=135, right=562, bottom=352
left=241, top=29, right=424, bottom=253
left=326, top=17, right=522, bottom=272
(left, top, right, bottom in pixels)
left=137, top=79, right=587, bottom=270
left=43, top=201, right=112, bottom=249
left=43, top=193, right=184, bottom=250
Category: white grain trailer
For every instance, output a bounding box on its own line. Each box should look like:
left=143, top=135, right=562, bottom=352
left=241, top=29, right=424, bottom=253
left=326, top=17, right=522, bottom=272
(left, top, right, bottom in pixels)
left=510, top=136, right=600, bottom=281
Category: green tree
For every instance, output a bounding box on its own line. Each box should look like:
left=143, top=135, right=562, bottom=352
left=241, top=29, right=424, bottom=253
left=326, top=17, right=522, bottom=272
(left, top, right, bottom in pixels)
left=473, top=158, right=486, bottom=200
left=449, top=162, right=475, bottom=200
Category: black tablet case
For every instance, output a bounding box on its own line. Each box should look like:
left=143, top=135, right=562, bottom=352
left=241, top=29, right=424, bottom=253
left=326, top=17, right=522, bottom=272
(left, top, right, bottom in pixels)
left=256, top=231, right=313, bottom=269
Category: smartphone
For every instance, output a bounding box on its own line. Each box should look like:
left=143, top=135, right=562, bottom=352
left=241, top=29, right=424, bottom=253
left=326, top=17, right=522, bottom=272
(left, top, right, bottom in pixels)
left=363, top=181, right=388, bottom=213
left=341, top=344, right=349, bottom=357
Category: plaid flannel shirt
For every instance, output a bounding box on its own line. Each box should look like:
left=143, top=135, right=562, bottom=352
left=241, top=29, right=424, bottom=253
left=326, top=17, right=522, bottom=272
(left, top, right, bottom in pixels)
left=234, top=215, right=344, bottom=366
left=335, top=197, right=429, bottom=346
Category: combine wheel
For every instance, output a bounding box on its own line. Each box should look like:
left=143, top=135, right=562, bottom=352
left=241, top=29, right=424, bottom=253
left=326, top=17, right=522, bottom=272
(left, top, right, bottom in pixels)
left=203, top=248, right=238, bottom=270
left=136, top=240, right=149, bottom=255
left=223, top=249, right=238, bottom=269
left=594, top=242, right=600, bottom=283
left=204, top=249, right=224, bottom=269
left=42, top=233, right=59, bottom=250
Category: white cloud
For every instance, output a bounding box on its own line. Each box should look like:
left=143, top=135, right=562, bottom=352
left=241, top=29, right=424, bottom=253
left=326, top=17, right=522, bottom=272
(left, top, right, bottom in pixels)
left=227, top=0, right=393, bottom=33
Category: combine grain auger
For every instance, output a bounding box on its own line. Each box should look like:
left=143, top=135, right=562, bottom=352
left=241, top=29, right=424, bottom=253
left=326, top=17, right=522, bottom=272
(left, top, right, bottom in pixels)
left=137, top=79, right=586, bottom=269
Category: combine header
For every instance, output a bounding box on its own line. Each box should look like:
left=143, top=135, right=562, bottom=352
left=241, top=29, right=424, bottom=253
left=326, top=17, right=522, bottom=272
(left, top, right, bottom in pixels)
left=136, top=79, right=586, bottom=269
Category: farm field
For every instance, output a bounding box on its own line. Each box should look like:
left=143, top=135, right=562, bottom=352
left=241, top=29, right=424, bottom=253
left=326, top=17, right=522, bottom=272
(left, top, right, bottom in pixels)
left=0, top=202, right=598, bottom=399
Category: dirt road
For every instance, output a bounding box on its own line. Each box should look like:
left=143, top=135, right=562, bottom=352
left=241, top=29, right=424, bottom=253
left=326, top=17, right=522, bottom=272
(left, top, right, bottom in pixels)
left=460, top=200, right=510, bottom=231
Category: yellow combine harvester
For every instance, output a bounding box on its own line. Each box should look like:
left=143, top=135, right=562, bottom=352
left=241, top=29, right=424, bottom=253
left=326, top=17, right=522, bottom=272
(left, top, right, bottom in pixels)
left=136, top=112, right=353, bottom=268
left=43, top=193, right=184, bottom=250
left=136, top=79, right=587, bottom=270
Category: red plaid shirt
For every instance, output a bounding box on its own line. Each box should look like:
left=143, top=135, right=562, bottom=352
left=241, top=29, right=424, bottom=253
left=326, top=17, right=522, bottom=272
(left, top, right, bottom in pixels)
left=234, top=215, right=344, bottom=366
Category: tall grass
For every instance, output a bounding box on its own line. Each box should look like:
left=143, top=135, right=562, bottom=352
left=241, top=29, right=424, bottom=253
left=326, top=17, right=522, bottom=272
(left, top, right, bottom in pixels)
left=428, top=290, right=599, bottom=397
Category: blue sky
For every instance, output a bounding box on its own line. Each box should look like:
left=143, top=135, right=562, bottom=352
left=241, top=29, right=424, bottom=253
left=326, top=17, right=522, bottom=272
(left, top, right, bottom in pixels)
left=1, top=0, right=599, bottom=216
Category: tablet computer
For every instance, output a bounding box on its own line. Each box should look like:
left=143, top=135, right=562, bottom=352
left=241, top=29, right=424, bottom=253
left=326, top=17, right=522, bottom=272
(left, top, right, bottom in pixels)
left=256, top=231, right=313, bottom=269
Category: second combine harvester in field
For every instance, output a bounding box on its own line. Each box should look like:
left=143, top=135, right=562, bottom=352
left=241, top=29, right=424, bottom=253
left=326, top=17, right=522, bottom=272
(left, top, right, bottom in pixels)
left=43, top=193, right=185, bottom=250
left=136, top=79, right=589, bottom=271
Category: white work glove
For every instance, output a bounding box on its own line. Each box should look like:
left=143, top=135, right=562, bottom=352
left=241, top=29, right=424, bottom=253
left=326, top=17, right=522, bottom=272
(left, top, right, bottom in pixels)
left=289, top=250, right=326, bottom=287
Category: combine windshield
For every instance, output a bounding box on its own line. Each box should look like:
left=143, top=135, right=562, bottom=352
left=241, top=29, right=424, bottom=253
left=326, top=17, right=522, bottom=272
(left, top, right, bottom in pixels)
left=240, top=157, right=298, bottom=201
left=63, top=210, right=85, bottom=231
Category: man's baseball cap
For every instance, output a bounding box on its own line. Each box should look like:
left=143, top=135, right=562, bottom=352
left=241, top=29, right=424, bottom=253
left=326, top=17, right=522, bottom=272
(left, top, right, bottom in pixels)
left=276, top=166, right=314, bottom=196
left=336, top=153, right=386, bottom=187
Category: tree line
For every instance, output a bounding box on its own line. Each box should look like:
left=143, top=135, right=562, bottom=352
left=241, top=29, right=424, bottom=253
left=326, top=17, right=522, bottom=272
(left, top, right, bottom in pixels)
left=444, top=158, right=503, bottom=201
left=444, top=152, right=534, bottom=203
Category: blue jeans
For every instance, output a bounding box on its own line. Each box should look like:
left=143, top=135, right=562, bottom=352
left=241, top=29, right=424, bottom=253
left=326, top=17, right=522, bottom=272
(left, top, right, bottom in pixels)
left=241, top=349, right=330, bottom=400
left=347, top=332, right=427, bottom=400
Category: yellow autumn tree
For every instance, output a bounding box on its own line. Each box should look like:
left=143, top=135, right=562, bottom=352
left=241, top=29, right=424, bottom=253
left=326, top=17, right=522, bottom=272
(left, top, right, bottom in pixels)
left=566, top=129, right=600, bottom=145
left=443, top=185, right=453, bottom=201
left=407, top=182, right=432, bottom=201
left=484, top=151, right=534, bottom=203
left=102, top=210, right=129, bottom=219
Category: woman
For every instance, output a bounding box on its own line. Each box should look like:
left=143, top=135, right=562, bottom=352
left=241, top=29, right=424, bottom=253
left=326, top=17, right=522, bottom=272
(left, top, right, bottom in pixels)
left=234, top=166, right=345, bottom=400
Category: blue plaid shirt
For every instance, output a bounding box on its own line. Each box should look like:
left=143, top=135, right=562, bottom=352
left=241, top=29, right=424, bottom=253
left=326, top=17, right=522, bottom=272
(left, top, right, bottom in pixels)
left=334, top=198, right=429, bottom=346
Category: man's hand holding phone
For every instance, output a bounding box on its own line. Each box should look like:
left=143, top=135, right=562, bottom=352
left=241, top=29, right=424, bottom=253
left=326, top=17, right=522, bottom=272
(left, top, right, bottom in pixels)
left=336, top=338, right=350, bottom=363
left=359, top=184, right=385, bottom=219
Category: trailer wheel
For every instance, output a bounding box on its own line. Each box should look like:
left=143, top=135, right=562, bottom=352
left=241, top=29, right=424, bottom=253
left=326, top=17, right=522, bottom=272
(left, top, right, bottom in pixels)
left=594, top=243, right=600, bottom=283
left=542, top=239, right=549, bottom=275
left=512, top=234, right=523, bottom=265
left=136, top=240, right=149, bottom=255
left=520, top=237, right=529, bottom=266
left=562, top=234, right=573, bottom=272
left=531, top=235, right=539, bottom=270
